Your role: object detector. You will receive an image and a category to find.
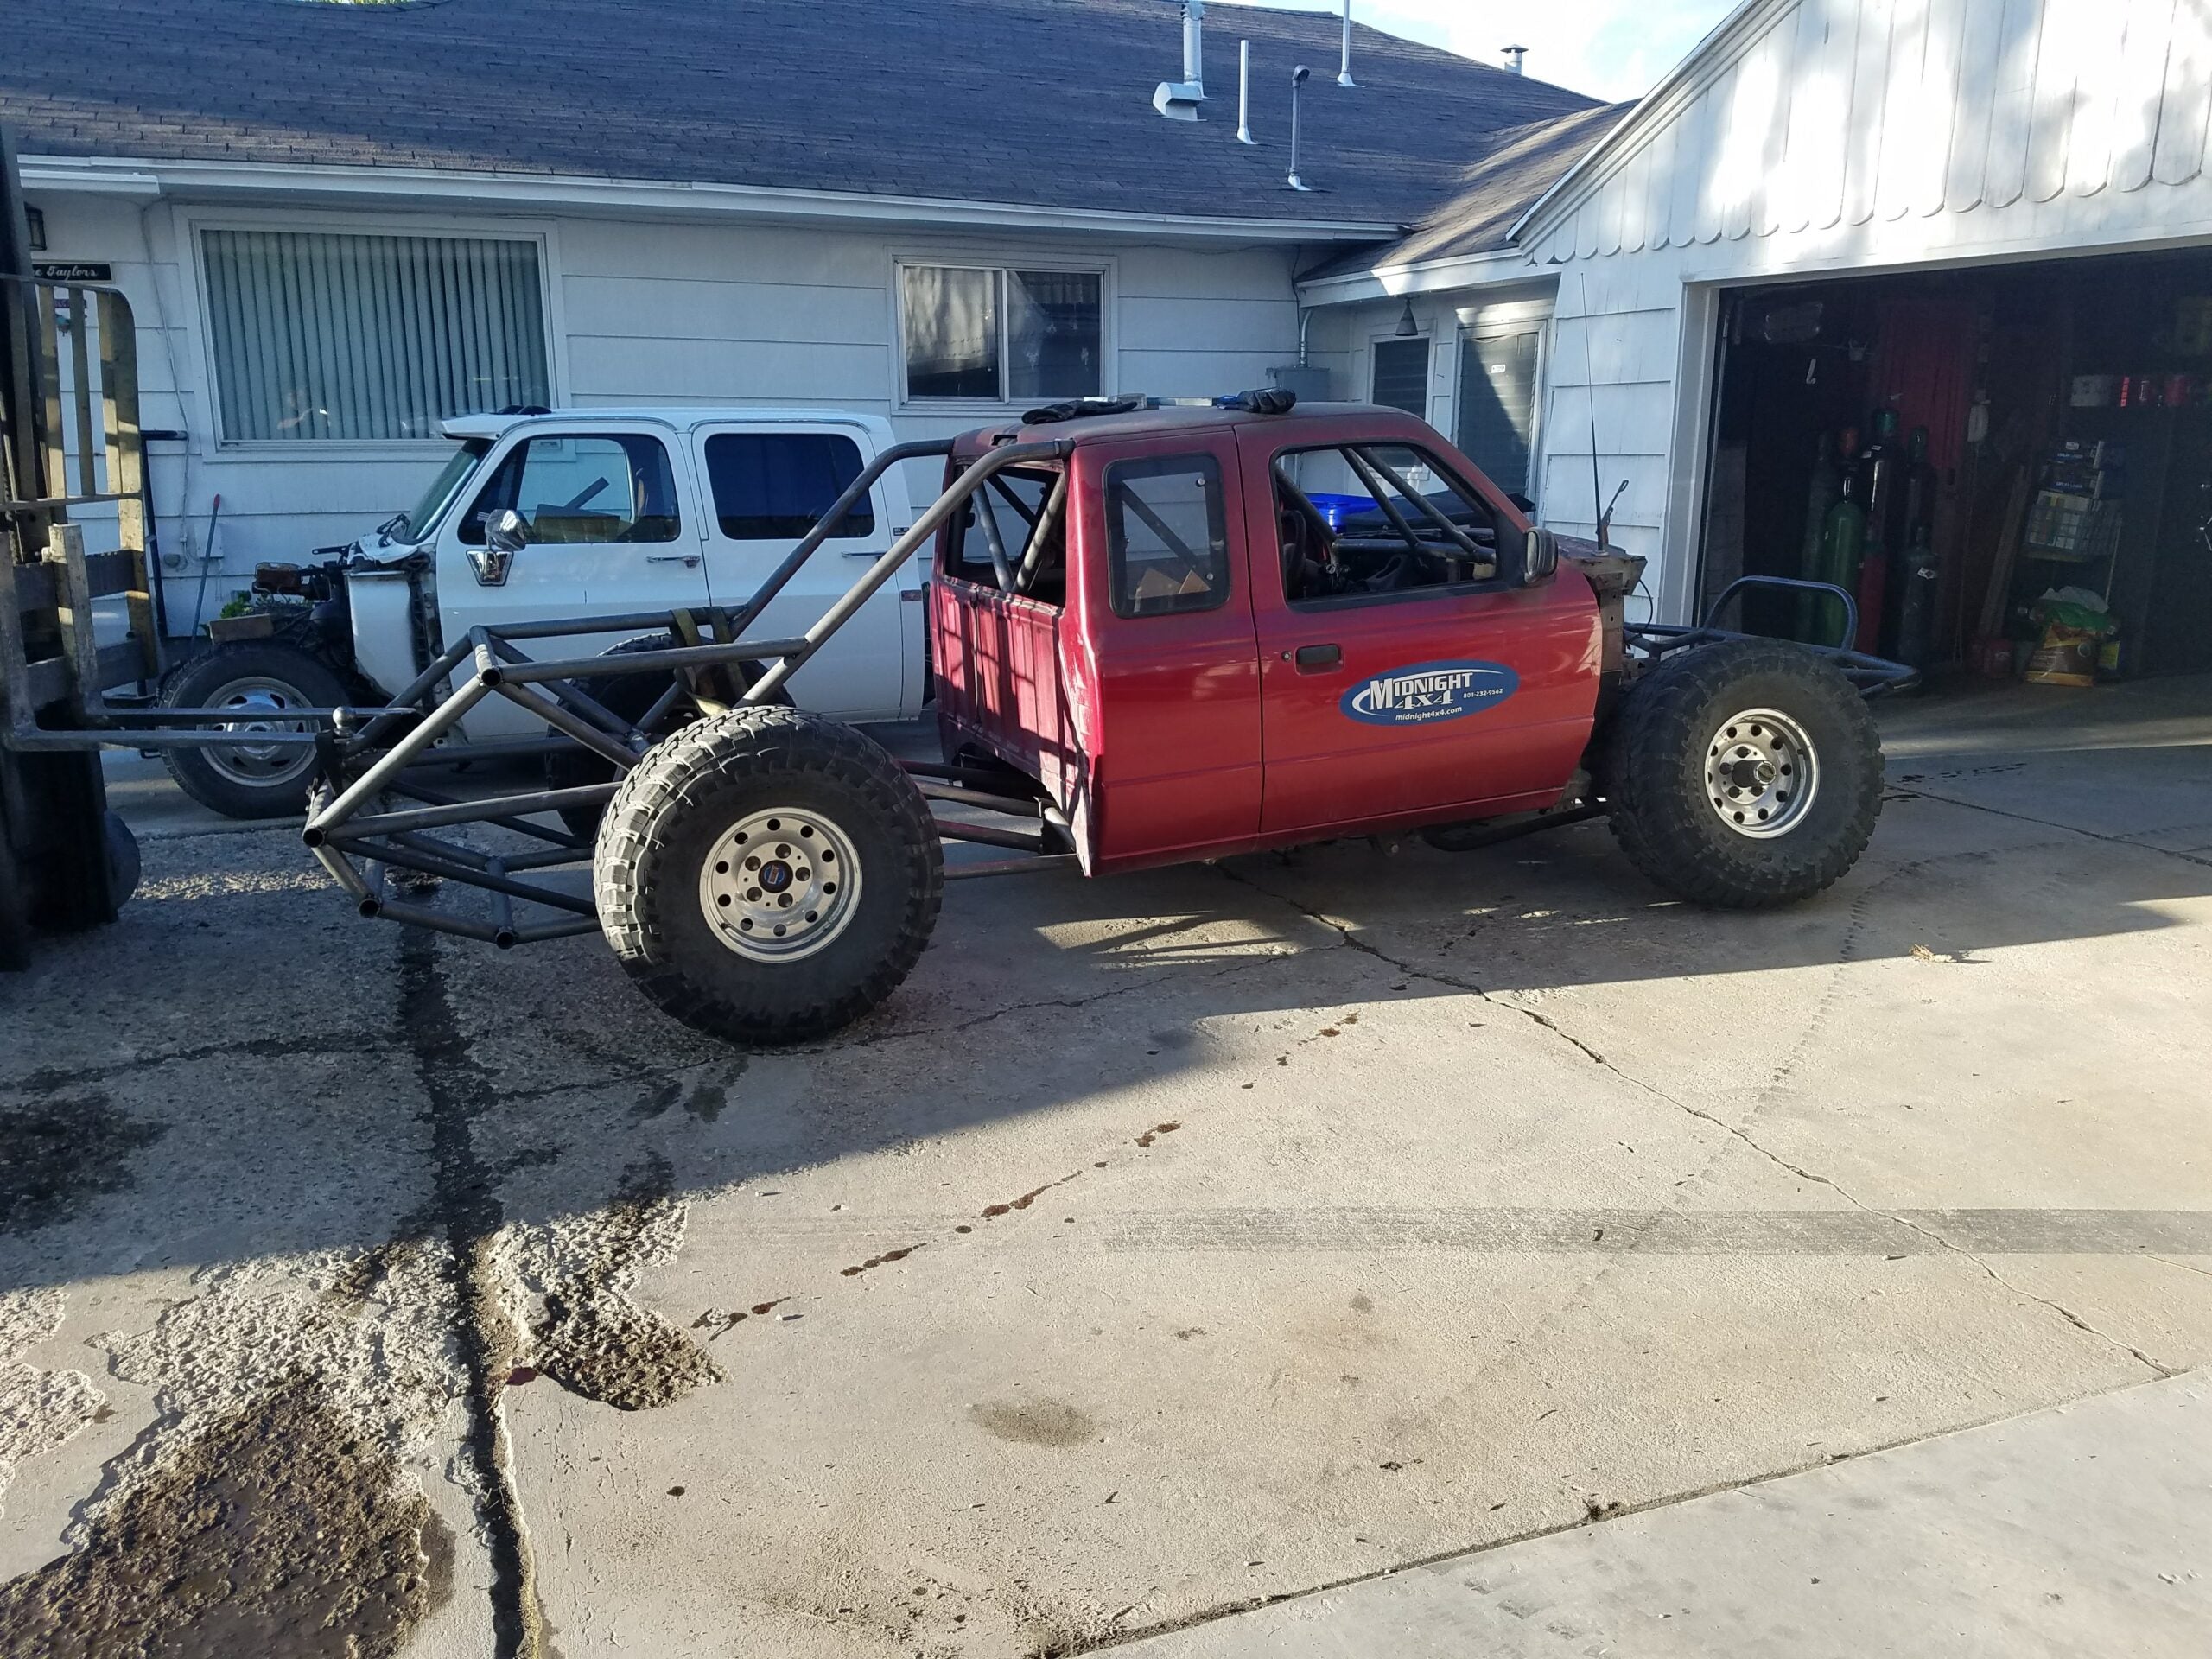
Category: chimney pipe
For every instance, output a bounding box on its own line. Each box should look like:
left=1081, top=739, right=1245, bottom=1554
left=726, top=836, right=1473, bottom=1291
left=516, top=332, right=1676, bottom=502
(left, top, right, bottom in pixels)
left=1502, top=44, right=1528, bottom=75
left=1338, top=1, right=1358, bottom=88
left=1237, top=40, right=1255, bottom=143
left=1152, top=0, right=1206, bottom=121
left=1287, top=65, right=1313, bottom=190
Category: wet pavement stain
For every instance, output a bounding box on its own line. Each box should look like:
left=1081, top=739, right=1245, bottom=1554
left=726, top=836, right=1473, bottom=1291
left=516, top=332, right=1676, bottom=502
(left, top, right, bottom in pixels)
left=0, top=1094, right=168, bottom=1236
left=0, top=1377, right=452, bottom=1659
left=840, top=1245, right=920, bottom=1278
left=979, top=1170, right=1083, bottom=1218
left=630, top=1069, right=741, bottom=1125
left=967, top=1400, right=1096, bottom=1448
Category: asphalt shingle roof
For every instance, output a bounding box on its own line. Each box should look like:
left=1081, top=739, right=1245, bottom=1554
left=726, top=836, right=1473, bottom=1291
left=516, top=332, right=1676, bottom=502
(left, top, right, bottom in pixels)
left=3, top=0, right=1602, bottom=230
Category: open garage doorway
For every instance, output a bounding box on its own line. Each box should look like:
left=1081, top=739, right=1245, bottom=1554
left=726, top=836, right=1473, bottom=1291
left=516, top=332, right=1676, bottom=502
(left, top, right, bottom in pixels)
left=1696, top=247, right=2212, bottom=688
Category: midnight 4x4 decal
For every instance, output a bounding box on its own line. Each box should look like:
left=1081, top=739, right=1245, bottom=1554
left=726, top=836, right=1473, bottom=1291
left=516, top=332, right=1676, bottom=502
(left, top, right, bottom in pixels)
left=1341, top=659, right=1519, bottom=726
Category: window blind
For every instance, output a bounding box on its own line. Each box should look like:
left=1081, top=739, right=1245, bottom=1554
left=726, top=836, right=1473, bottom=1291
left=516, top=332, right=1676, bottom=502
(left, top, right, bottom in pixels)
left=202, top=229, right=549, bottom=442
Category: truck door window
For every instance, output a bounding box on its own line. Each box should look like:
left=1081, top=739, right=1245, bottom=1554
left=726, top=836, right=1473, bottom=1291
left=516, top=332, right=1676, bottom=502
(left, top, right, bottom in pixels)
left=939, top=466, right=1070, bottom=606
left=1105, top=454, right=1229, bottom=618
left=461, top=435, right=680, bottom=545
left=1274, top=443, right=1497, bottom=607
left=702, top=432, right=874, bottom=539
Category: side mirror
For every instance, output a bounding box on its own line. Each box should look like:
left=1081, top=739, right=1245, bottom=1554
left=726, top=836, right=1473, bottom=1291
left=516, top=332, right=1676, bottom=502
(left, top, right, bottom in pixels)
left=486, top=508, right=529, bottom=553
left=1522, top=525, right=1559, bottom=584
left=467, top=508, right=528, bottom=586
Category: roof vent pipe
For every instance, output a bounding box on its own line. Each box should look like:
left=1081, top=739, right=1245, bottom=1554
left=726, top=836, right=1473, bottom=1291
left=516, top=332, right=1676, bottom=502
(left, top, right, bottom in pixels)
left=1153, top=1, right=1206, bottom=121
left=1237, top=40, right=1255, bottom=143
left=1287, top=65, right=1313, bottom=190
left=1338, top=1, right=1358, bottom=88
left=1501, top=44, right=1528, bottom=75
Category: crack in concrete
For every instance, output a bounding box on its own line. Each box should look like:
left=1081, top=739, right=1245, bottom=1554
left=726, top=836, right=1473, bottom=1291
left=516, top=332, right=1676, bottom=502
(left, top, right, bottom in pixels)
left=2146, top=1253, right=2212, bottom=1283
left=397, top=926, right=545, bottom=1659
left=1902, top=785, right=2212, bottom=870
left=6, top=1033, right=391, bottom=1096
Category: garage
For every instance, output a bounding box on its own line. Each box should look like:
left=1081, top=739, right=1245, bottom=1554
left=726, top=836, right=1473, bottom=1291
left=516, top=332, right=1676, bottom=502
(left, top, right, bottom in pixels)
left=1698, top=247, right=2212, bottom=685
left=1302, top=0, right=2212, bottom=698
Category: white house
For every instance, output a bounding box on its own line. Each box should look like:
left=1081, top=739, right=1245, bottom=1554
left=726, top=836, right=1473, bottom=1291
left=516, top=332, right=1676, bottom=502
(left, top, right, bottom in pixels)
left=3, top=0, right=1601, bottom=638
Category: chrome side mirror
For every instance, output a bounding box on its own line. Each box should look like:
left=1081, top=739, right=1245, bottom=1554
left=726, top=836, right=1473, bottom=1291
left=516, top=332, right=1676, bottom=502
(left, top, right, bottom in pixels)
left=1522, top=525, right=1559, bottom=584
left=468, top=509, right=528, bottom=586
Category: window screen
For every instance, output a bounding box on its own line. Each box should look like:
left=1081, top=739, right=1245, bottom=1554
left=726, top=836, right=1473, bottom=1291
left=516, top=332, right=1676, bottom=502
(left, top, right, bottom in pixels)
left=461, top=435, right=679, bottom=545
left=1105, top=455, right=1229, bottom=617
left=202, top=229, right=548, bottom=442
left=1370, top=337, right=1430, bottom=417
left=702, top=432, right=874, bottom=540
left=1455, top=329, right=1541, bottom=498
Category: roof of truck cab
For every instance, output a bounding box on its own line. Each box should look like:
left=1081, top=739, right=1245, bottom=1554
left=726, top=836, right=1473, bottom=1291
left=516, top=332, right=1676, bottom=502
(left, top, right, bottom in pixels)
left=440, top=408, right=897, bottom=442
left=964, top=401, right=1434, bottom=451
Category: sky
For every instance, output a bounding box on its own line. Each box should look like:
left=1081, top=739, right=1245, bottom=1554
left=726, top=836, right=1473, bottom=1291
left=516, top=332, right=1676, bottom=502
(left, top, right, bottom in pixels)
left=1217, top=0, right=1743, bottom=105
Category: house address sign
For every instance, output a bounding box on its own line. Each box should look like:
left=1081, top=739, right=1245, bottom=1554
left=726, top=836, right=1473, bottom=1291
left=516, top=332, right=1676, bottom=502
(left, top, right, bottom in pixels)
left=32, top=262, right=113, bottom=283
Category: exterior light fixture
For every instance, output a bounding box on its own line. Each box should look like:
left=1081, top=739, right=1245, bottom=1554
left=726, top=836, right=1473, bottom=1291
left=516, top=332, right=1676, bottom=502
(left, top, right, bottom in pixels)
left=1395, top=299, right=1418, bottom=337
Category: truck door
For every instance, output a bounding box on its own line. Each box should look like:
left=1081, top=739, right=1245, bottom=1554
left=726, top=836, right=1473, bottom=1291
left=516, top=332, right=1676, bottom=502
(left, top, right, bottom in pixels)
left=691, top=423, right=906, bottom=721
left=438, top=424, right=709, bottom=735
left=1078, top=432, right=1263, bottom=867
left=1237, top=428, right=1598, bottom=836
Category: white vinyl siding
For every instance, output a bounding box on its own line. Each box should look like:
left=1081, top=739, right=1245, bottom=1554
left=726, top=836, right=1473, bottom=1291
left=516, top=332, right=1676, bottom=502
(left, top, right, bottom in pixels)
left=201, top=228, right=549, bottom=443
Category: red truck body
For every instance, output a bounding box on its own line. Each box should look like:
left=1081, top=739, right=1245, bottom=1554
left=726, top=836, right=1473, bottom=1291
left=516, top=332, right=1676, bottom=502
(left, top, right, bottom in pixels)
left=930, top=404, right=1605, bottom=875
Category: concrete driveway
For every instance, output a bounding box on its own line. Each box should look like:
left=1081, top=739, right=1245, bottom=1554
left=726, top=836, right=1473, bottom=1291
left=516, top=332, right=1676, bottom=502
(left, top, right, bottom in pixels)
left=3, top=679, right=2209, bottom=1657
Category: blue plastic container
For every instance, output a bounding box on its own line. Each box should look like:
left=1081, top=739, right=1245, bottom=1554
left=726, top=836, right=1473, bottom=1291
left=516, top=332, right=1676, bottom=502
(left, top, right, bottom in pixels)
left=1305, top=492, right=1377, bottom=529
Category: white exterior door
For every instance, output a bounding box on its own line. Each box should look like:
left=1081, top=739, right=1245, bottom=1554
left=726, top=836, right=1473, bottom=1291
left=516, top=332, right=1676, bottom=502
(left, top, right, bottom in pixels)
left=691, top=423, right=906, bottom=721
left=438, top=427, right=709, bottom=737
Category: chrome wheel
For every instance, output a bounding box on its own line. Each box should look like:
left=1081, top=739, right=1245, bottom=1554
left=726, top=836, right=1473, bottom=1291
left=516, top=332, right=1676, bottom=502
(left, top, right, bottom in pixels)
left=696, top=807, right=862, bottom=963
left=1703, top=707, right=1818, bottom=839
left=198, top=675, right=320, bottom=789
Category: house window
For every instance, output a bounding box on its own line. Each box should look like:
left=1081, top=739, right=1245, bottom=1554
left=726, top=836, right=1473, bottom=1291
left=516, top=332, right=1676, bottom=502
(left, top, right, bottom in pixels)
left=202, top=228, right=549, bottom=442
left=1104, top=454, right=1228, bottom=617
left=1455, top=328, right=1542, bottom=500
left=702, top=432, right=874, bottom=540
left=900, top=264, right=1102, bottom=404
left=1370, top=336, right=1429, bottom=417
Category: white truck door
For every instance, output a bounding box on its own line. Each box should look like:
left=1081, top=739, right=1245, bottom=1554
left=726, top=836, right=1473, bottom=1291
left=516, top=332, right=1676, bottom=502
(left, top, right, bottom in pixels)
left=438, top=426, right=709, bottom=736
left=691, top=423, right=906, bottom=721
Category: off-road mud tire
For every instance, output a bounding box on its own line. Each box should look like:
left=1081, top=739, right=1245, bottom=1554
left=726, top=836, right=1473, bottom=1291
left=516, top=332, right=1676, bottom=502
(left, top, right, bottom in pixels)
left=546, top=633, right=785, bottom=839
left=1602, top=639, right=1881, bottom=908
left=157, top=641, right=349, bottom=819
left=594, top=707, right=942, bottom=1045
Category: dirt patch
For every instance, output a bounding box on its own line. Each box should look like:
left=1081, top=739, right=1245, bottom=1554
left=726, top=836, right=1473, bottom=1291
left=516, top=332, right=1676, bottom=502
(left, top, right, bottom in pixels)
left=0, top=1094, right=167, bottom=1236
left=968, top=1400, right=1096, bottom=1448
left=504, top=1157, right=721, bottom=1412
left=0, top=1377, right=451, bottom=1659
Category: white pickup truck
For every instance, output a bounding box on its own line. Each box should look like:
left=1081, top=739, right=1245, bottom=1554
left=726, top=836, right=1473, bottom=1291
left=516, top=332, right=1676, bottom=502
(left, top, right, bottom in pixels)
left=160, top=408, right=928, bottom=817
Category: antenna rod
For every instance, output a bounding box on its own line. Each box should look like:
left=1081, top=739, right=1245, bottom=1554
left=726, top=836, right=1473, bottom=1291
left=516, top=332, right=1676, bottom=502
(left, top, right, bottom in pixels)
left=1580, top=272, right=1605, bottom=549
left=1238, top=40, right=1255, bottom=143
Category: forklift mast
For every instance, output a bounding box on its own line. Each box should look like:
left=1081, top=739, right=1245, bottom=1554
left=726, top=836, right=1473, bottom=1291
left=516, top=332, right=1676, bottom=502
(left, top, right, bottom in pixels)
left=1, top=124, right=159, bottom=966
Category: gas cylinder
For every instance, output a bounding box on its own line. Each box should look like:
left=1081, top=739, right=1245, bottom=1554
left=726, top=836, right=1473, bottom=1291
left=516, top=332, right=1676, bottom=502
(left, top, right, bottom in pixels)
left=1896, top=524, right=1940, bottom=669
left=1855, top=409, right=1904, bottom=652
left=1808, top=467, right=1866, bottom=647
left=1798, top=429, right=1840, bottom=581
